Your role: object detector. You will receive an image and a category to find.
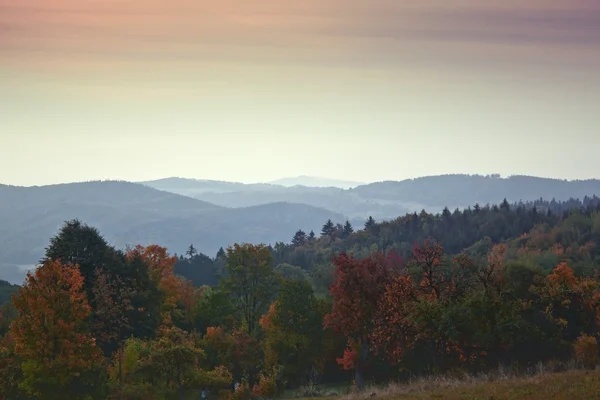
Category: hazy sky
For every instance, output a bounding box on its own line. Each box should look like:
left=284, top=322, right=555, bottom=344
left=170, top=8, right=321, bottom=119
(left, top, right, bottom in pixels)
left=1, top=0, right=599, bottom=186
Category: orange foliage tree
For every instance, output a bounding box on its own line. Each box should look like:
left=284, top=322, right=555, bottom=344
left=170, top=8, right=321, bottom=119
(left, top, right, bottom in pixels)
left=126, top=244, right=181, bottom=323
left=10, top=259, right=103, bottom=399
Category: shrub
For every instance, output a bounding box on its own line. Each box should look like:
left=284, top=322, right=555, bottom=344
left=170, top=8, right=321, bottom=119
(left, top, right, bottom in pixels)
left=574, top=334, right=598, bottom=370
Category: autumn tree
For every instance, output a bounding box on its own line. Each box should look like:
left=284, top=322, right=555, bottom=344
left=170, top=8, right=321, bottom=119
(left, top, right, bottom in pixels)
left=126, top=245, right=180, bottom=325
left=371, top=274, right=417, bottom=365
left=221, top=244, right=279, bottom=335
left=410, top=239, right=464, bottom=300
left=532, top=262, right=600, bottom=347
left=91, top=269, right=137, bottom=399
left=10, top=259, right=104, bottom=399
left=324, top=252, right=394, bottom=390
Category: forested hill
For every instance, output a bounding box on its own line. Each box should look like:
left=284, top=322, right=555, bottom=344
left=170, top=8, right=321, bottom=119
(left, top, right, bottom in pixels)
left=174, top=196, right=600, bottom=289
left=274, top=196, right=600, bottom=271
left=3, top=196, right=600, bottom=399
left=350, top=174, right=600, bottom=209
left=0, top=181, right=347, bottom=284
left=142, top=174, right=600, bottom=221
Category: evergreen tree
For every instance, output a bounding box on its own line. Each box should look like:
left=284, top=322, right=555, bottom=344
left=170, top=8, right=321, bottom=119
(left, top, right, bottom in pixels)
left=292, top=230, right=307, bottom=247
left=185, top=244, right=197, bottom=259
left=364, top=216, right=376, bottom=230
left=216, top=247, right=226, bottom=260
left=341, top=220, right=354, bottom=239
left=321, top=219, right=335, bottom=237
left=308, top=230, right=316, bottom=241
left=442, top=207, right=451, bottom=218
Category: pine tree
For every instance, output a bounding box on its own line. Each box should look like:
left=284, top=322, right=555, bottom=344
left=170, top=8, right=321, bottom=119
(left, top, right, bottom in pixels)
left=308, top=230, right=316, bottom=241
left=342, top=221, right=354, bottom=239
left=292, top=230, right=307, bottom=247
left=321, top=219, right=336, bottom=237
left=185, top=244, right=197, bottom=259
left=216, top=247, right=226, bottom=260
left=442, top=207, right=451, bottom=218
left=364, top=216, right=376, bottom=230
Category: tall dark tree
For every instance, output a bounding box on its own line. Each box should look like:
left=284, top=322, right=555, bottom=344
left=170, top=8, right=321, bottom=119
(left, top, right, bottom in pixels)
left=342, top=221, right=354, bottom=239
left=308, top=230, right=316, bottom=241
left=442, top=207, right=451, bottom=218
left=215, top=247, right=226, bottom=260
left=121, top=254, right=163, bottom=340
left=291, top=230, right=307, bottom=247
left=43, top=219, right=120, bottom=298
left=174, top=252, right=218, bottom=287
left=185, top=244, right=197, bottom=259
left=364, top=216, right=376, bottom=230
left=321, top=219, right=336, bottom=237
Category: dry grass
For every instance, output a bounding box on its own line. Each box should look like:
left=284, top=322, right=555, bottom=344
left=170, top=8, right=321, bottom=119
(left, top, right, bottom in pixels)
left=316, top=363, right=600, bottom=400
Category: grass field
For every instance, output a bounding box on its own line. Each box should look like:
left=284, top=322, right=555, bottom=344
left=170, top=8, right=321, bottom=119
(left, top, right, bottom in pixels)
left=318, top=368, right=600, bottom=400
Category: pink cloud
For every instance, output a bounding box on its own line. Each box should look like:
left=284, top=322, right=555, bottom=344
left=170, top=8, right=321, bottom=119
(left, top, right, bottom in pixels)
left=0, top=0, right=598, bottom=75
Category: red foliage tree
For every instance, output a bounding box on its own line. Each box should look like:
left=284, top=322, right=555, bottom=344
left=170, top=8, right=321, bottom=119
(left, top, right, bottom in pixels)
left=324, top=251, right=396, bottom=389
left=412, top=239, right=446, bottom=299
left=371, top=274, right=418, bottom=364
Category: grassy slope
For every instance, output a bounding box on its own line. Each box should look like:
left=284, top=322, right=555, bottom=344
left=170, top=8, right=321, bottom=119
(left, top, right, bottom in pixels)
left=327, top=369, right=600, bottom=400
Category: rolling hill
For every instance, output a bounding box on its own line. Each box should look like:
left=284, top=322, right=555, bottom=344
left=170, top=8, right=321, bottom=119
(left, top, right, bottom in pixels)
left=0, top=181, right=346, bottom=284
left=142, top=175, right=600, bottom=221
left=3, top=174, right=600, bottom=284
left=350, top=174, right=600, bottom=211
left=267, top=175, right=365, bottom=189
left=141, top=177, right=411, bottom=220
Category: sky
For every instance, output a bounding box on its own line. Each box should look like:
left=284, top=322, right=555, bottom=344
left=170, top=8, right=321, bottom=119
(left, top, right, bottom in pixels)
left=1, top=0, right=599, bottom=186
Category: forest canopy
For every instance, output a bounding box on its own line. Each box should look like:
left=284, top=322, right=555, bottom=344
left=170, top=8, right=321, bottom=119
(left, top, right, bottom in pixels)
left=2, top=196, right=600, bottom=399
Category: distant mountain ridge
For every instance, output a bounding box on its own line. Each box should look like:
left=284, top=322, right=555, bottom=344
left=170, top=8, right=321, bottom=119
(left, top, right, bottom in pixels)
left=141, top=174, right=600, bottom=221
left=350, top=174, right=600, bottom=210
left=2, top=173, right=600, bottom=284
left=0, top=181, right=347, bottom=284
left=267, top=175, right=365, bottom=189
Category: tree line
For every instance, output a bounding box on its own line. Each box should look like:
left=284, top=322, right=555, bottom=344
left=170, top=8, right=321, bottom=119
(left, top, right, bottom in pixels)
left=1, top=196, right=600, bottom=399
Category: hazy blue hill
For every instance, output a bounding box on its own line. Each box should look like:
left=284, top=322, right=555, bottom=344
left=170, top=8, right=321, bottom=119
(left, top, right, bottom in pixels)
left=140, top=174, right=600, bottom=222
left=0, top=180, right=222, bottom=214
left=350, top=174, right=600, bottom=210
left=114, top=202, right=347, bottom=258
left=0, top=181, right=347, bottom=283
left=268, top=175, right=365, bottom=189
left=140, top=177, right=282, bottom=196
left=4, top=174, right=600, bottom=284
left=141, top=177, right=410, bottom=220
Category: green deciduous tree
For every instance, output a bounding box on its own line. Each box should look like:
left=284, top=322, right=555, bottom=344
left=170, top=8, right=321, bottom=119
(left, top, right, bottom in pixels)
left=221, top=244, right=279, bottom=335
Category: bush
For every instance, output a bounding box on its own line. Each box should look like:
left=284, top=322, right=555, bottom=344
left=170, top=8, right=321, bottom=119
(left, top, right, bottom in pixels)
left=252, top=373, right=278, bottom=399
left=574, top=334, right=598, bottom=370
